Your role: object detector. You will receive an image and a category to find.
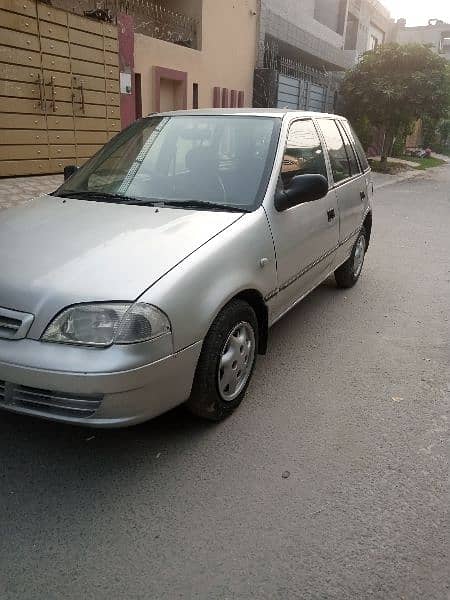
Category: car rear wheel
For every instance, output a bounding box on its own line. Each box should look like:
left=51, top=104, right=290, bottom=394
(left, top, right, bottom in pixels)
left=334, top=226, right=367, bottom=289
left=186, top=299, right=258, bottom=421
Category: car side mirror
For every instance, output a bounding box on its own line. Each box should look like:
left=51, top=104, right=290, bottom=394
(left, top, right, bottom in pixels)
left=275, top=174, right=329, bottom=212
left=63, top=165, right=78, bottom=181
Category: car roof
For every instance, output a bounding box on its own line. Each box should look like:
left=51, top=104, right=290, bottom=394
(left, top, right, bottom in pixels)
left=149, top=108, right=345, bottom=120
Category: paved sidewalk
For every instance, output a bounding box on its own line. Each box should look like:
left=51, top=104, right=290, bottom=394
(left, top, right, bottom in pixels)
left=370, top=155, right=420, bottom=168
left=371, top=153, right=449, bottom=191
left=371, top=170, right=415, bottom=190
left=0, top=174, right=63, bottom=211
left=371, top=162, right=450, bottom=190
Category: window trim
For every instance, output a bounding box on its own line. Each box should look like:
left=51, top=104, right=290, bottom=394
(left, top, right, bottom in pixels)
left=336, top=119, right=361, bottom=177
left=315, top=117, right=367, bottom=188
left=340, top=119, right=371, bottom=174
left=281, top=117, right=331, bottom=187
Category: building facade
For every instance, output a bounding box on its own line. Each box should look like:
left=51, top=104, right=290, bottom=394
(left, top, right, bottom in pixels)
left=393, top=18, right=450, bottom=61
left=253, top=0, right=392, bottom=112
left=391, top=18, right=450, bottom=150
left=133, top=0, right=259, bottom=117
left=0, top=0, right=259, bottom=177
left=0, top=0, right=121, bottom=177
left=344, top=0, right=392, bottom=61
left=0, top=0, right=398, bottom=177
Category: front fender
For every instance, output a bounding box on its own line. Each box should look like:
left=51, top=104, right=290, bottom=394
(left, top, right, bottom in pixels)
left=138, top=208, right=277, bottom=352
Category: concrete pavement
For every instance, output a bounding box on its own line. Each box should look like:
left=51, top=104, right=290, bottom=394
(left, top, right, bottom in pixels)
left=0, top=165, right=449, bottom=599
left=0, top=174, right=62, bottom=211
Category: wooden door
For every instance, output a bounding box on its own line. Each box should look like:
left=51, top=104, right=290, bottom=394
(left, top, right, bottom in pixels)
left=0, top=0, right=120, bottom=177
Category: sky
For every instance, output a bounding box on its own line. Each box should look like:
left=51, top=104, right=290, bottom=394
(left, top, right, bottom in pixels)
left=382, top=0, right=450, bottom=26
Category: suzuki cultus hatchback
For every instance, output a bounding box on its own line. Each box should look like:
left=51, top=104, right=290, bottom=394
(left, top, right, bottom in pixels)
left=0, top=109, right=372, bottom=426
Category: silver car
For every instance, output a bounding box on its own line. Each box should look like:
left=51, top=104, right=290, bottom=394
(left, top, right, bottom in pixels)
left=0, top=109, right=372, bottom=427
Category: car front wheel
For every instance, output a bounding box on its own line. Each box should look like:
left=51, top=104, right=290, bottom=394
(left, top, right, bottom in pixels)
left=187, top=299, right=258, bottom=421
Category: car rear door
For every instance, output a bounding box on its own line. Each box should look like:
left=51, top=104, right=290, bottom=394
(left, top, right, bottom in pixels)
left=316, top=118, right=367, bottom=247
left=265, top=118, right=339, bottom=317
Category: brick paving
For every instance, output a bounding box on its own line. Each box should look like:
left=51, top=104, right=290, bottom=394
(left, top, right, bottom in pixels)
left=0, top=174, right=63, bottom=211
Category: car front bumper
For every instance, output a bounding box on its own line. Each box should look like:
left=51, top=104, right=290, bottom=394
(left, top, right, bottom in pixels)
left=0, top=338, right=202, bottom=427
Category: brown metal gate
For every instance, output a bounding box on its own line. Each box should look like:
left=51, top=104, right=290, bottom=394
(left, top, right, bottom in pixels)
left=0, top=0, right=120, bottom=177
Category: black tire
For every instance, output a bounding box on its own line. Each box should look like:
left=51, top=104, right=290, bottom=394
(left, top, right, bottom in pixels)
left=334, top=226, right=367, bottom=289
left=187, top=299, right=258, bottom=421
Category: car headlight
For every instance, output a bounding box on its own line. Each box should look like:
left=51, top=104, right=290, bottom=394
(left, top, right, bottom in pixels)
left=41, top=302, right=171, bottom=347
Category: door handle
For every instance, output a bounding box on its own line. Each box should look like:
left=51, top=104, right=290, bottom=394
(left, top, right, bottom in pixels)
left=360, top=190, right=366, bottom=201
left=35, top=73, right=46, bottom=112
left=79, top=79, right=85, bottom=114
left=72, top=77, right=86, bottom=114
left=48, top=76, right=56, bottom=112
left=327, top=208, right=336, bottom=222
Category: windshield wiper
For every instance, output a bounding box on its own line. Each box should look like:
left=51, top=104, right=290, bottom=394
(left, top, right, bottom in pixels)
left=54, top=190, right=157, bottom=206
left=159, top=199, right=248, bottom=213
left=54, top=191, right=248, bottom=212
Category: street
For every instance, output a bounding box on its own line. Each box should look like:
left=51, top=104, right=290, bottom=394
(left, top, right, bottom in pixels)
left=1, top=166, right=449, bottom=599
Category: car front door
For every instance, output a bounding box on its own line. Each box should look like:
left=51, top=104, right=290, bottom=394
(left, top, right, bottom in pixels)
left=316, top=118, right=368, bottom=247
left=265, top=118, right=339, bottom=318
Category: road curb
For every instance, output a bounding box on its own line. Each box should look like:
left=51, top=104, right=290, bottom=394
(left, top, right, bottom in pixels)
left=373, top=163, right=450, bottom=191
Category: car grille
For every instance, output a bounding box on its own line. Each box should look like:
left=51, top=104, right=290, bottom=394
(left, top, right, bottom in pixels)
left=0, top=381, right=102, bottom=418
left=0, top=307, right=34, bottom=340
left=0, top=315, right=22, bottom=336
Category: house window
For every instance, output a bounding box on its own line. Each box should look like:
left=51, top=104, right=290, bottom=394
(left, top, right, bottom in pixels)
left=440, top=33, right=450, bottom=54
left=368, top=23, right=385, bottom=51
left=345, top=12, right=359, bottom=50
left=314, top=0, right=346, bottom=35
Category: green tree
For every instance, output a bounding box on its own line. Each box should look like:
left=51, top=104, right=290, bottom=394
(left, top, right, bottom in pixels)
left=438, top=119, right=450, bottom=152
left=341, top=44, right=450, bottom=162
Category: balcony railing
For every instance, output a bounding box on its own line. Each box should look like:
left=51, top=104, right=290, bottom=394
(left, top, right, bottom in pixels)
left=50, top=0, right=200, bottom=49
left=119, top=0, right=199, bottom=49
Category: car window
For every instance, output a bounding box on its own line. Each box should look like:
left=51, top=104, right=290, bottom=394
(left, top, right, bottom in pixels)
left=56, top=115, right=280, bottom=211
left=173, top=121, right=215, bottom=175
left=318, top=119, right=351, bottom=183
left=337, top=121, right=360, bottom=176
left=87, top=127, right=153, bottom=190
left=281, top=119, right=327, bottom=187
left=341, top=121, right=370, bottom=171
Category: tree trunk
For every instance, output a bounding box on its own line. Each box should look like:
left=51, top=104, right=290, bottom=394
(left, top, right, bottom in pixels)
left=381, top=129, right=395, bottom=163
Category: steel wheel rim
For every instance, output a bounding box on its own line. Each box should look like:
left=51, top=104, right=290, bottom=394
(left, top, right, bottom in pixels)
left=218, top=321, right=256, bottom=402
left=353, top=234, right=366, bottom=277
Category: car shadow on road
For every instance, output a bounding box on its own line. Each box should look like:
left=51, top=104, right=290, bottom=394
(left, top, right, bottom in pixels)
left=0, top=277, right=346, bottom=553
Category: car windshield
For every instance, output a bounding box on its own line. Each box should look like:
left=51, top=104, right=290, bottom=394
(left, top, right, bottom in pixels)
left=56, top=115, right=280, bottom=212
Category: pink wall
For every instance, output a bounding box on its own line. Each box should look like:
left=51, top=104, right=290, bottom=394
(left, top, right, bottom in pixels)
left=117, top=13, right=135, bottom=128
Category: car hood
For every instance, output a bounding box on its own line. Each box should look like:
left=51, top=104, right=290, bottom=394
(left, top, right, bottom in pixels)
left=0, top=195, right=243, bottom=319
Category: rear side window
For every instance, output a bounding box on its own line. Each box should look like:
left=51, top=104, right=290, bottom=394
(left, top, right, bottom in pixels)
left=337, top=121, right=360, bottom=176
left=341, top=121, right=370, bottom=171
left=318, top=119, right=351, bottom=183
left=281, top=119, right=328, bottom=186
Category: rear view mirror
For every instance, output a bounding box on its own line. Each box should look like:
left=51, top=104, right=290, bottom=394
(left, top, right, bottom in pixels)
left=275, top=174, right=328, bottom=212
left=64, top=165, right=78, bottom=180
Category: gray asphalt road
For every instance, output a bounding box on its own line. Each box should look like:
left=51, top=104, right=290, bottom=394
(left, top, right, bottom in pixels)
left=1, top=167, right=449, bottom=600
